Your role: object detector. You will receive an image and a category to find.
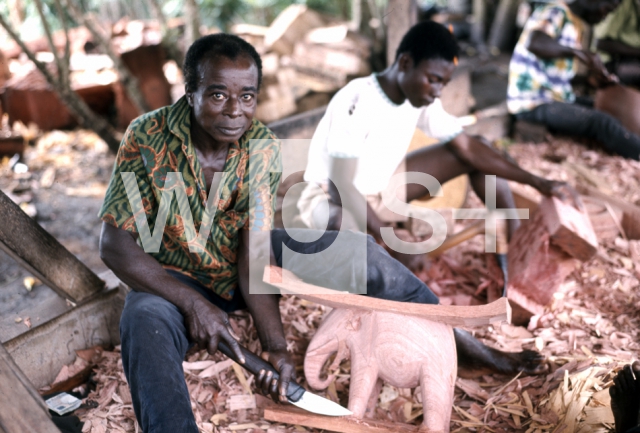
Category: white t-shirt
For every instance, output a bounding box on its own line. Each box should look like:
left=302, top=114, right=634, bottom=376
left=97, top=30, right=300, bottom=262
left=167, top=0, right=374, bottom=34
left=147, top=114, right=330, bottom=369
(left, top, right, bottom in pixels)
left=304, top=74, right=463, bottom=195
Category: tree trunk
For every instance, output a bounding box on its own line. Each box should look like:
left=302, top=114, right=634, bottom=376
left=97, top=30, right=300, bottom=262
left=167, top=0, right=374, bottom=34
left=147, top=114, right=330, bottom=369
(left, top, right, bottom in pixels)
left=488, top=0, right=521, bottom=52
left=385, top=0, right=418, bottom=66
left=184, top=0, right=201, bottom=50
left=147, top=0, right=185, bottom=67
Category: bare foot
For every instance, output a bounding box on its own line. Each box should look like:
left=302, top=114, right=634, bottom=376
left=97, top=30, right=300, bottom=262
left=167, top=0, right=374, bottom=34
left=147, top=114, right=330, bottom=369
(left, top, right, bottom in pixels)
left=610, top=362, right=640, bottom=433
left=455, top=329, right=548, bottom=378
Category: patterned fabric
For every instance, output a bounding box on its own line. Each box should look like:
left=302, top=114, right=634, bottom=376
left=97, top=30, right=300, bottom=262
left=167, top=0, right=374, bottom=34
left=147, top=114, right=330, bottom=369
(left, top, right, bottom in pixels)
left=594, top=0, right=640, bottom=63
left=507, top=3, right=586, bottom=114
left=99, top=96, right=281, bottom=300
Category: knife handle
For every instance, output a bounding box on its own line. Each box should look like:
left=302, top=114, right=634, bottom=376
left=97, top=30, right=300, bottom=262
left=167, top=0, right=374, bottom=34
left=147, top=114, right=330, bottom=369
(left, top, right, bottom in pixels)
left=218, top=341, right=305, bottom=402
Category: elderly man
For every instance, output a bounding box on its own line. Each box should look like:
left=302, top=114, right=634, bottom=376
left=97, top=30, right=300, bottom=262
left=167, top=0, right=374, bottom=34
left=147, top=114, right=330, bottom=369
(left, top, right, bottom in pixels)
left=99, top=33, right=547, bottom=433
left=508, top=0, right=640, bottom=160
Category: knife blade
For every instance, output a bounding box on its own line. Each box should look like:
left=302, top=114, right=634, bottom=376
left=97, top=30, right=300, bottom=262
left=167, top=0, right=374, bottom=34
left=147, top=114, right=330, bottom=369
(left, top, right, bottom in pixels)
left=218, top=341, right=352, bottom=417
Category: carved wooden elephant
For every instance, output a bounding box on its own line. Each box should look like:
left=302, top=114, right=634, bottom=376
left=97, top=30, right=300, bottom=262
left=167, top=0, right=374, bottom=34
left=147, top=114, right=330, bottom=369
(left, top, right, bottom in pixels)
left=304, top=308, right=457, bottom=432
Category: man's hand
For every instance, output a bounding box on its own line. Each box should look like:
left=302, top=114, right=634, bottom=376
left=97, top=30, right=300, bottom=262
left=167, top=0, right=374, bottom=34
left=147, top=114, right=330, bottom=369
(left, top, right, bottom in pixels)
left=257, top=349, right=297, bottom=403
left=574, top=50, right=619, bottom=86
left=537, top=179, right=585, bottom=211
left=183, top=297, right=246, bottom=364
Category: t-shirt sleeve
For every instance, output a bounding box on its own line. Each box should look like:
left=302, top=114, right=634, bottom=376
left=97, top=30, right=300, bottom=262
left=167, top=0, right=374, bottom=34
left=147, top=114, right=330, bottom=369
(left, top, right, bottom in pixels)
left=528, top=5, right=567, bottom=40
left=324, top=87, right=369, bottom=159
left=417, top=99, right=463, bottom=143
left=98, top=127, right=156, bottom=233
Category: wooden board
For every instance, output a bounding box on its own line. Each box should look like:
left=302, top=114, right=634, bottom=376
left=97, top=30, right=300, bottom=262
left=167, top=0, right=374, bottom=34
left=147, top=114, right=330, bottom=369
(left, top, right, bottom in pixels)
left=0, top=345, right=59, bottom=433
left=264, top=406, right=420, bottom=433
left=0, top=190, right=105, bottom=303
left=263, top=266, right=511, bottom=327
left=539, top=197, right=598, bottom=261
left=577, top=185, right=640, bottom=240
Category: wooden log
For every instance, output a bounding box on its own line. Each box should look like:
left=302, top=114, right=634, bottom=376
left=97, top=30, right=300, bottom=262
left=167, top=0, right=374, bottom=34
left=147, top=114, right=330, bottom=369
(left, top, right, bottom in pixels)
left=264, top=5, right=327, bottom=56
left=0, top=190, right=105, bottom=303
left=539, top=196, right=598, bottom=261
left=577, top=185, right=640, bottom=240
left=583, top=196, right=624, bottom=241
left=507, top=202, right=580, bottom=325
left=264, top=406, right=420, bottom=433
left=0, top=345, right=59, bottom=433
left=263, top=266, right=511, bottom=326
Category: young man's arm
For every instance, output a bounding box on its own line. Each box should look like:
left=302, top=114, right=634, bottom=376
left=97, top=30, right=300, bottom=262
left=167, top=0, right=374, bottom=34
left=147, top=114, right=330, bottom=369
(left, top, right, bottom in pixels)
left=446, top=133, right=582, bottom=207
left=328, top=156, right=387, bottom=241
left=99, top=222, right=246, bottom=362
left=236, top=229, right=296, bottom=403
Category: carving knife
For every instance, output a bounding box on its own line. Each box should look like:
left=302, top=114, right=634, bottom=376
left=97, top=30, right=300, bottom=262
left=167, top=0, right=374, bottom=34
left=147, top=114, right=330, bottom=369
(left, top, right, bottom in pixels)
left=218, top=341, right=352, bottom=416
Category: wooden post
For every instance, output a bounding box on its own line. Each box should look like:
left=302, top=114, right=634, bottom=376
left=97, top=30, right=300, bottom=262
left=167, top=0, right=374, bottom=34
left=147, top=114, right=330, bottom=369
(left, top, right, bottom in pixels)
left=0, top=190, right=104, bottom=303
left=385, top=0, right=418, bottom=66
left=0, top=345, right=59, bottom=433
left=487, top=0, right=521, bottom=52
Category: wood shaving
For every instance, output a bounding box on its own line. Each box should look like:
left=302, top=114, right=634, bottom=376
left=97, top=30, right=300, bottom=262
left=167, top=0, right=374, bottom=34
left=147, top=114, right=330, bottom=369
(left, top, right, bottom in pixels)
left=64, top=138, right=638, bottom=432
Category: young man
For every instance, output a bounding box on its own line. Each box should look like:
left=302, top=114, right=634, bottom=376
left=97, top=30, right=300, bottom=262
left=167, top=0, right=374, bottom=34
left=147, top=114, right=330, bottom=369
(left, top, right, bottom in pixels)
left=508, top=0, right=640, bottom=160
left=299, top=20, right=578, bottom=258
left=595, top=0, right=640, bottom=87
left=99, top=33, right=546, bottom=433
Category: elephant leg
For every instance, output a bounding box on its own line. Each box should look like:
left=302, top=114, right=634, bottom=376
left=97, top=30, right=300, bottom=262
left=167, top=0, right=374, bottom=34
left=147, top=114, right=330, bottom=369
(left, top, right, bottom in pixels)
left=348, top=354, right=379, bottom=418
left=419, top=332, right=457, bottom=432
left=364, top=378, right=383, bottom=419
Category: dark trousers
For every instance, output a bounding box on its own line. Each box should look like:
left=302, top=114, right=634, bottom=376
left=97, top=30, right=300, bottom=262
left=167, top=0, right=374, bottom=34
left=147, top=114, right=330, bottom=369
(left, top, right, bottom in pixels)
left=516, top=101, right=640, bottom=160
left=120, top=229, right=439, bottom=432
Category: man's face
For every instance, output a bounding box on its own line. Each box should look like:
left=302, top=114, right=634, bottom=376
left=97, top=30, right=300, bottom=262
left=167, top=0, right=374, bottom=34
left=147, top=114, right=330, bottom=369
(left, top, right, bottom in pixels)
left=398, top=56, right=456, bottom=108
left=187, top=54, right=259, bottom=146
left=579, top=0, right=620, bottom=24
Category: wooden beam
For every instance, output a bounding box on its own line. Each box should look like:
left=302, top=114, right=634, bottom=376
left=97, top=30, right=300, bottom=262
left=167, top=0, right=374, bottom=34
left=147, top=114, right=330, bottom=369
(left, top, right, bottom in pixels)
left=0, top=190, right=104, bottom=303
left=263, top=266, right=511, bottom=326
left=0, top=345, right=59, bottom=433
left=264, top=406, right=420, bottom=433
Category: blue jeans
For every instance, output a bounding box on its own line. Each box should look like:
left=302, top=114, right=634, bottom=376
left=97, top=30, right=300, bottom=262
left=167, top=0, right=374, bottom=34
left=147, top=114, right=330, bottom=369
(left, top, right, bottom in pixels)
left=120, top=229, right=439, bottom=432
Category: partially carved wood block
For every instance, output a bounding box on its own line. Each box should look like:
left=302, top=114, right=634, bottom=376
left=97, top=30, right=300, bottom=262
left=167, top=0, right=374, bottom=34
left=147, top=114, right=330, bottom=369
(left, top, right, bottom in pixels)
left=304, top=309, right=457, bottom=432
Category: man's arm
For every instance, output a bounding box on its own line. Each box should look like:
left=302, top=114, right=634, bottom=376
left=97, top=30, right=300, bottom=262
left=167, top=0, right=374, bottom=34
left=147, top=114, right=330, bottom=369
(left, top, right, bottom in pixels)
left=597, top=38, right=640, bottom=58
left=237, top=229, right=296, bottom=403
left=99, top=222, right=245, bottom=362
left=447, top=133, right=582, bottom=206
left=527, top=30, right=613, bottom=80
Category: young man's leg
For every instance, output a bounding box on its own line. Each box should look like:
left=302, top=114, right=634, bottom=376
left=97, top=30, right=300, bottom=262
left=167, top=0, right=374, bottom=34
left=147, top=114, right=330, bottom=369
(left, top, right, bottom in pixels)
left=404, top=142, right=520, bottom=237
left=271, top=228, right=546, bottom=377
left=517, top=101, right=640, bottom=160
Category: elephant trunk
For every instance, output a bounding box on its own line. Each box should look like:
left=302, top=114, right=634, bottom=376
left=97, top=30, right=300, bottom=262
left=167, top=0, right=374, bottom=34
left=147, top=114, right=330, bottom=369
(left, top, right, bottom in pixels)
left=304, top=335, right=348, bottom=391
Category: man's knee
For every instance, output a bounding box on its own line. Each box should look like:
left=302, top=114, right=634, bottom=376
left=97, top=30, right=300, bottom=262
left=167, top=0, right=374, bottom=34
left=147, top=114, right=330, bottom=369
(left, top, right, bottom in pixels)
left=120, top=291, right=185, bottom=341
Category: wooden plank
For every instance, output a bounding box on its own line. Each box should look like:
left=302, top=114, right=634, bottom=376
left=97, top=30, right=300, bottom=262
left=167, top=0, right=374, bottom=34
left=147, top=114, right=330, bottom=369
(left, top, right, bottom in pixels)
left=0, top=345, right=59, bottom=433
left=539, top=196, right=598, bottom=261
left=577, top=185, right=640, bottom=240
left=263, top=266, right=511, bottom=326
left=0, top=190, right=104, bottom=303
left=264, top=405, right=420, bottom=433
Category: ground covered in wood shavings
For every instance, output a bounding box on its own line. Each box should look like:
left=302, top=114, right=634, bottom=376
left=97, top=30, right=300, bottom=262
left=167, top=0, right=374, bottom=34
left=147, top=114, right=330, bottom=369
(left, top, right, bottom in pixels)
left=69, top=138, right=640, bottom=433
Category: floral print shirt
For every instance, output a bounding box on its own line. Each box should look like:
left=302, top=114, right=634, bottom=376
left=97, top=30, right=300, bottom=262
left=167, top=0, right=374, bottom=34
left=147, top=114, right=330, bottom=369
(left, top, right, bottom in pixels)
left=99, top=96, right=281, bottom=300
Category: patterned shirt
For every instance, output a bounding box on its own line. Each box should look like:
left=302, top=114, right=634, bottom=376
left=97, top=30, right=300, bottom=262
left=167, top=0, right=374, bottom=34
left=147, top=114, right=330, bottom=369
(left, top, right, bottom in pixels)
left=99, top=96, right=281, bottom=300
left=507, top=3, right=586, bottom=114
left=594, top=0, right=640, bottom=63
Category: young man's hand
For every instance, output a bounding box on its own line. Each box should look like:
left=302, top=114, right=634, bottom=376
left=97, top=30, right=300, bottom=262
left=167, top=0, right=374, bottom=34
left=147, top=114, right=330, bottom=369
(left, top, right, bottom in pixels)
left=257, top=348, right=297, bottom=403
left=538, top=179, right=585, bottom=211
left=574, top=49, right=618, bottom=85
left=183, top=297, right=246, bottom=364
